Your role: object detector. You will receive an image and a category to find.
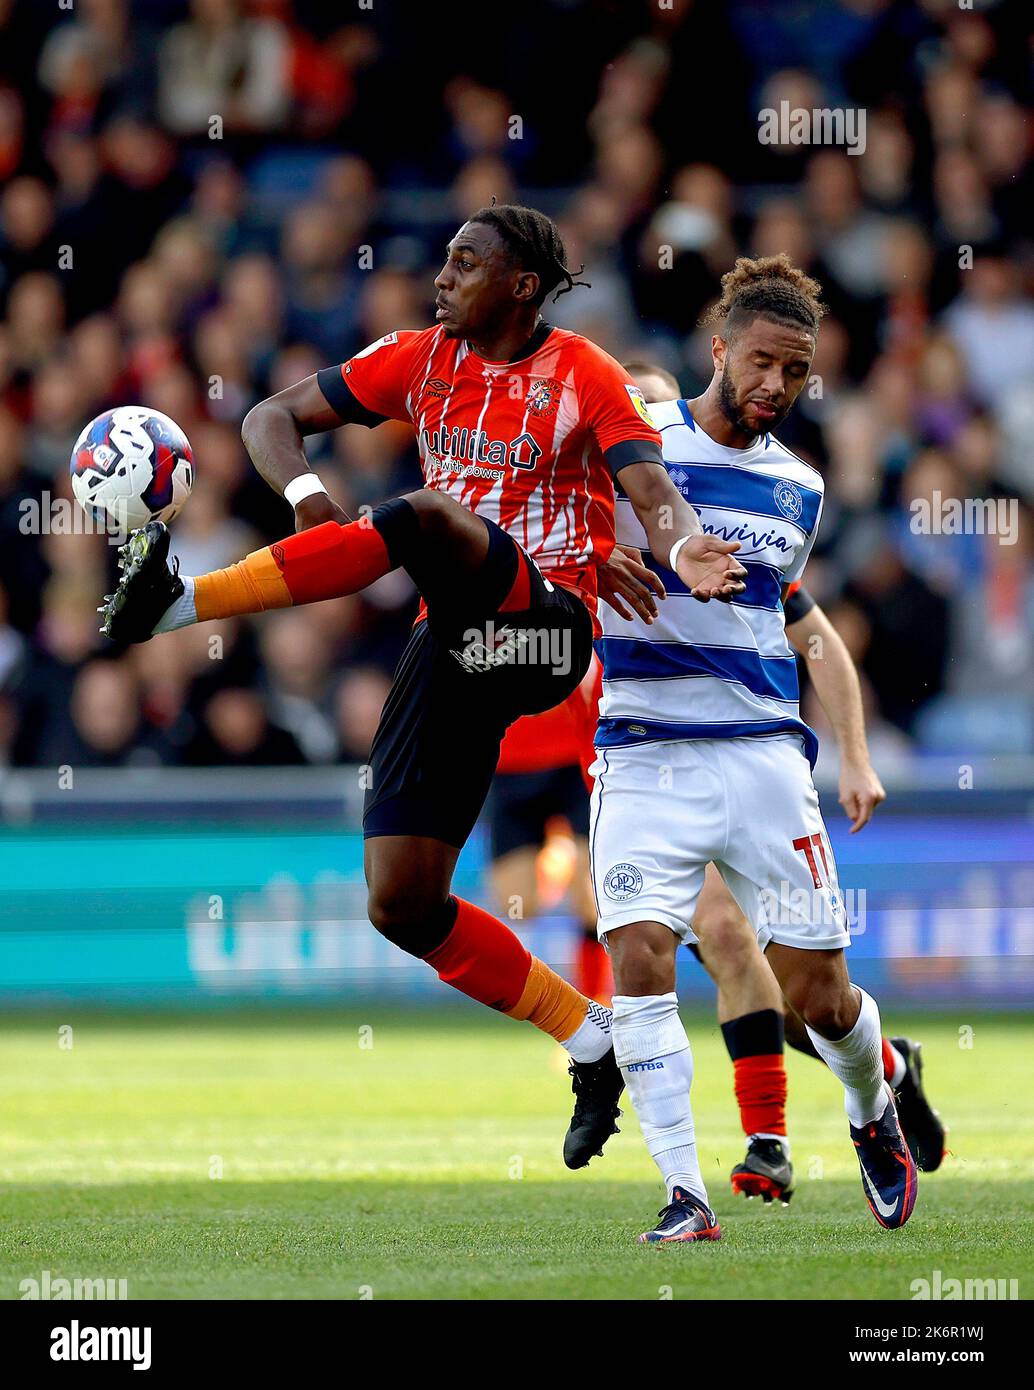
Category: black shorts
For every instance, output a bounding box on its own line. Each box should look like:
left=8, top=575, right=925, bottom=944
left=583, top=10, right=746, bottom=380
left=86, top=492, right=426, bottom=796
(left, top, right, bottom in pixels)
left=363, top=518, right=595, bottom=848
left=486, top=763, right=590, bottom=861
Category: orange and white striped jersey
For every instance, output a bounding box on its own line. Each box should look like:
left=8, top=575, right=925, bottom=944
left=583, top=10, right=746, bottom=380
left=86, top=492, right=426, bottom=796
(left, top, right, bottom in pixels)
left=319, top=323, right=663, bottom=617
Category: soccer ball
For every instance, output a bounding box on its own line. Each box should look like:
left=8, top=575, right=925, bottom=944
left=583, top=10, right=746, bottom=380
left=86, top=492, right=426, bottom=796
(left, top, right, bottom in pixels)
left=70, top=407, right=194, bottom=531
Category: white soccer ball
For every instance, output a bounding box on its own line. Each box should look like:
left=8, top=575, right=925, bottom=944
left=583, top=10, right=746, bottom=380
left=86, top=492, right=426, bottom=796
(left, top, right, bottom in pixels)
left=70, top=406, right=194, bottom=531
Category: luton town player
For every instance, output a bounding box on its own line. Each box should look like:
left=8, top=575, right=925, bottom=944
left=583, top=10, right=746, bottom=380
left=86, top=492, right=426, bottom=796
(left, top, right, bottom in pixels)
left=589, top=256, right=918, bottom=1242
left=100, top=205, right=746, bottom=1166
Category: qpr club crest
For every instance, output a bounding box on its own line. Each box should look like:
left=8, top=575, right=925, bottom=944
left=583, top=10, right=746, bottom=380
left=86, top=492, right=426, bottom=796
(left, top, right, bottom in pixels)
left=603, top=862, right=644, bottom=901
left=773, top=479, right=804, bottom=521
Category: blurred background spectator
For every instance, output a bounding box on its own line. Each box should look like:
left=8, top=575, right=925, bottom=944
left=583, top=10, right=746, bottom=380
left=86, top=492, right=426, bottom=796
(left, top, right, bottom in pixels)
left=0, top=0, right=1031, bottom=767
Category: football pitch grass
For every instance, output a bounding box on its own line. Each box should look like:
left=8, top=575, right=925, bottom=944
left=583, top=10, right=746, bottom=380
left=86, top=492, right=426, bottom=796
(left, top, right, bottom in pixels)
left=1, top=1006, right=1031, bottom=1301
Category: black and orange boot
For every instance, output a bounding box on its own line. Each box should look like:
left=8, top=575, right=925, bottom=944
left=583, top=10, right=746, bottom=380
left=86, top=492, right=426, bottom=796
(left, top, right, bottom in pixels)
left=730, top=1136, right=794, bottom=1204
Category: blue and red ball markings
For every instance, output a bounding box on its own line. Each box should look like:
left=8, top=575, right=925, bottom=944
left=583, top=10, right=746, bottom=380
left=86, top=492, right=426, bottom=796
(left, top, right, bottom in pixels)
left=143, top=439, right=178, bottom=511
left=71, top=413, right=117, bottom=477
left=87, top=413, right=112, bottom=449
left=70, top=413, right=117, bottom=478
left=70, top=415, right=120, bottom=521
left=141, top=416, right=192, bottom=512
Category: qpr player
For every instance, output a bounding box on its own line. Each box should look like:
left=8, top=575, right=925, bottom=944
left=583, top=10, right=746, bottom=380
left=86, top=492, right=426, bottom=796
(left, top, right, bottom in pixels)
left=589, top=255, right=918, bottom=1243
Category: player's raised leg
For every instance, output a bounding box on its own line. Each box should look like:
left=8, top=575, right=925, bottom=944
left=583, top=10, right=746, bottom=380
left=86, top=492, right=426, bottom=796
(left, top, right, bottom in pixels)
left=100, top=488, right=491, bottom=644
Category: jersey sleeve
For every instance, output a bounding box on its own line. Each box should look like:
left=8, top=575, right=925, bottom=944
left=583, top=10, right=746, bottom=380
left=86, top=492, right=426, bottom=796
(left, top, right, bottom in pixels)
left=316, top=330, right=429, bottom=426
left=575, top=344, right=665, bottom=478
left=782, top=582, right=816, bottom=625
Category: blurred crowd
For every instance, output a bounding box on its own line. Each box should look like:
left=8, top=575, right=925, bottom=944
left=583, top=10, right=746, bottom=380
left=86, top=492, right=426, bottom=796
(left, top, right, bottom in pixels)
left=0, top=0, right=1032, bottom=770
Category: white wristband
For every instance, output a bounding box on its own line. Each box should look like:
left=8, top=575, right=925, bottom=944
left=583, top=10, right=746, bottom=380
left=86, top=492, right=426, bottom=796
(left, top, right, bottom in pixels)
left=284, top=473, right=328, bottom=508
left=668, top=535, right=692, bottom=572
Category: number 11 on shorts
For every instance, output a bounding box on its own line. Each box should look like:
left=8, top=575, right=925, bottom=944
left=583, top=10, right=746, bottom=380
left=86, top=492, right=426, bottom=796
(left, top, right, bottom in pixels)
left=792, top=832, right=829, bottom=889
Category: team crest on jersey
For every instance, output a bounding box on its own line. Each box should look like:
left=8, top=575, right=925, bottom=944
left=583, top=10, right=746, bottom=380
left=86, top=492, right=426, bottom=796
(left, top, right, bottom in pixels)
left=346, top=332, right=398, bottom=372
left=603, top=862, right=644, bottom=901
left=773, top=480, right=804, bottom=521
left=527, top=377, right=563, bottom=417
left=625, top=384, right=657, bottom=429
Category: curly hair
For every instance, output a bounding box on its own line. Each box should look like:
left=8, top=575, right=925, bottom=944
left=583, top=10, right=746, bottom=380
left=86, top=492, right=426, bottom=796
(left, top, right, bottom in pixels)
left=467, top=203, right=589, bottom=306
left=701, top=253, right=827, bottom=338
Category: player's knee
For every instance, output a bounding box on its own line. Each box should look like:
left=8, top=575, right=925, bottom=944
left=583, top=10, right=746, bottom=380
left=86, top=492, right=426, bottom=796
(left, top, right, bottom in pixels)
left=606, top=924, right=676, bottom=996
left=366, top=884, right=411, bottom=938
left=367, top=882, right=449, bottom=953
left=400, top=488, right=464, bottom=539
left=694, top=905, right=756, bottom=982
left=788, top=974, right=856, bottom=1037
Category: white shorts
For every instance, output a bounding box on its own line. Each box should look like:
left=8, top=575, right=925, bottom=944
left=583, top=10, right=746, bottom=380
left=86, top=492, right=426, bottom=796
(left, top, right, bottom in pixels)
left=589, top=735, right=851, bottom=952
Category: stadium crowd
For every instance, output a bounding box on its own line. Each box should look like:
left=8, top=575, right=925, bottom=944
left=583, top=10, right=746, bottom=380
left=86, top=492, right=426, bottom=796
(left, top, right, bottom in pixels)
left=0, top=0, right=1031, bottom=770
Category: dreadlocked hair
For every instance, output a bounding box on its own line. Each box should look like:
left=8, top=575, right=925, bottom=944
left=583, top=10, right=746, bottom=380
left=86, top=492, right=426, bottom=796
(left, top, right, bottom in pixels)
left=467, top=203, right=590, bottom=305
left=701, top=253, right=827, bottom=338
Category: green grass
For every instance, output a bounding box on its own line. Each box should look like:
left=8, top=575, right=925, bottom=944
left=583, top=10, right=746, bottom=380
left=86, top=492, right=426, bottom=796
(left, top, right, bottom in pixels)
left=1, top=1007, right=1031, bottom=1300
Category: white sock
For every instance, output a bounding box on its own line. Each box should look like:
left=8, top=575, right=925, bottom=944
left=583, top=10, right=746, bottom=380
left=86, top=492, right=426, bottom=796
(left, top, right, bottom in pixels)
left=751, top=1132, right=791, bottom=1156
left=806, top=987, right=888, bottom=1128
left=885, top=1039, right=907, bottom=1088
left=612, top=992, right=707, bottom=1207
left=153, top=575, right=197, bottom=633
left=561, top=999, right=612, bottom=1063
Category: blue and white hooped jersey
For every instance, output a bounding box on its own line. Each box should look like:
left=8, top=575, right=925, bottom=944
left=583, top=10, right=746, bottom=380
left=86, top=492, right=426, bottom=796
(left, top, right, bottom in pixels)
left=596, top=399, right=824, bottom=764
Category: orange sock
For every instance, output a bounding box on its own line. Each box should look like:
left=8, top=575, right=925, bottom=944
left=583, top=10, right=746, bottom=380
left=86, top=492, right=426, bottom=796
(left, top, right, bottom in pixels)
left=420, top=899, right=601, bottom=1053
left=721, top=1009, right=787, bottom=1138
left=422, top=897, right=531, bottom=1012
left=194, top=520, right=391, bottom=621
left=882, top=1036, right=905, bottom=1084
left=576, top=933, right=612, bottom=1006
left=506, top=956, right=593, bottom=1046
left=194, top=545, right=292, bottom=620
left=733, top=1055, right=788, bottom=1138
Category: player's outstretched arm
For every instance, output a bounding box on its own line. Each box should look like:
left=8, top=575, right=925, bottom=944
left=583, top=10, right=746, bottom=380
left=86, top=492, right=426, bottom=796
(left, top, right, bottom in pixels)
left=241, top=376, right=352, bottom=531
left=618, top=461, right=746, bottom=601
left=786, top=600, right=886, bottom=831
left=598, top=543, right=666, bottom=623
